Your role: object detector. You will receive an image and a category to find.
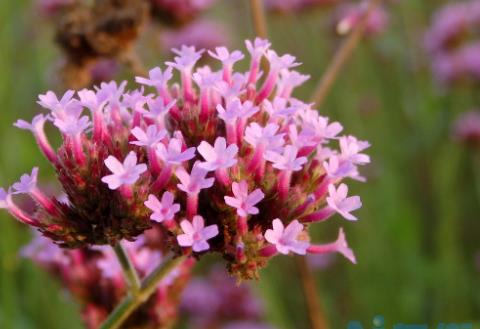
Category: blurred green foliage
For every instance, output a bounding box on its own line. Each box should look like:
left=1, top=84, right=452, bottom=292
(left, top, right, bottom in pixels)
left=0, top=1, right=479, bottom=328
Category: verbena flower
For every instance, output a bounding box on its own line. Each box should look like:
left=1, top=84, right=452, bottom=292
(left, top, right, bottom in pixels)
left=425, top=0, right=480, bottom=85
left=4, top=39, right=369, bottom=278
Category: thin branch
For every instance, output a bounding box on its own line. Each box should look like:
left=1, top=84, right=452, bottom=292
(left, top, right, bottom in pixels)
left=296, top=257, right=329, bottom=329
left=309, top=0, right=382, bottom=107
left=113, top=243, right=141, bottom=296
left=100, top=255, right=187, bottom=329
left=249, top=0, right=268, bottom=39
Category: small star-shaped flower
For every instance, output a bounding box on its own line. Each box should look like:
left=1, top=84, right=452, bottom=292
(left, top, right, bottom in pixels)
left=177, top=215, right=219, bottom=252
left=101, top=151, right=147, bottom=190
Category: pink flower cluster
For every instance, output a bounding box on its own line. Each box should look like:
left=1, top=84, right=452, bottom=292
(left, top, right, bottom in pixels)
left=2, top=39, right=369, bottom=278
left=425, top=0, right=480, bottom=84
left=22, top=229, right=194, bottom=329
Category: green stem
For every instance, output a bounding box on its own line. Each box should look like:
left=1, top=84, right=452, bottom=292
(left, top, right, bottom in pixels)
left=309, top=0, right=382, bottom=107
left=113, top=243, right=141, bottom=296
left=100, top=255, right=187, bottom=329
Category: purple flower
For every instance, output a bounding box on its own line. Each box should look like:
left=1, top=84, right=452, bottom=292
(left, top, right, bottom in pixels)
left=339, top=135, right=371, bottom=165
left=175, top=164, right=215, bottom=195
left=14, top=114, right=49, bottom=133
left=264, top=145, right=307, bottom=171
left=11, top=168, right=39, bottom=194
left=245, top=38, right=271, bottom=59
left=244, top=123, right=285, bottom=151
left=266, top=50, right=300, bottom=71
left=224, top=181, right=264, bottom=217
left=101, top=151, right=147, bottom=190
left=135, top=67, right=173, bottom=90
left=130, top=125, right=167, bottom=147
left=167, top=45, right=204, bottom=71
left=209, top=47, right=245, bottom=65
left=264, top=219, right=309, bottom=255
left=177, top=215, right=219, bottom=252
left=144, top=192, right=180, bottom=223
left=155, top=138, right=196, bottom=165
left=307, top=228, right=356, bottom=264
left=217, top=98, right=243, bottom=123
left=326, top=184, right=362, bottom=221
left=197, top=137, right=238, bottom=171
left=53, top=113, right=91, bottom=136
left=0, top=188, right=8, bottom=209
left=141, top=98, right=177, bottom=123
left=37, top=90, right=82, bottom=119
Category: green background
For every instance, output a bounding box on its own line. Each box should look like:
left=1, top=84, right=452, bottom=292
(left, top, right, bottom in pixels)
left=0, top=1, right=479, bottom=328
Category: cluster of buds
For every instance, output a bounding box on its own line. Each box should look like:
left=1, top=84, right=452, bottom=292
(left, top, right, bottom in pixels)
left=2, top=39, right=369, bottom=279
left=181, top=267, right=274, bottom=329
left=21, top=228, right=194, bottom=328
left=425, top=0, right=480, bottom=85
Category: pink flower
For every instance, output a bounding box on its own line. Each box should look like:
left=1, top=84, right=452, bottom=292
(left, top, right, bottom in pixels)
left=339, top=135, right=371, bottom=165
left=37, top=90, right=82, bottom=119
left=53, top=113, right=91, bottom=136
left=307, top=228, right=356, bottom=264
left=141, top=98, right=177, bottom=123
left=155, top=138, right=196, bottom=165
left=11, top=168, right=39, bottom=194
left=144, top=192, right=180, bottom=223
left=130, top=125, right=167, bottom=148
left=264, top=145, right=307, bottom=171
left=197, top=137, right=238, bottom=171
left=177, top=215, right=219, bottom=252
left=224, top=181, right=264, bottom=217
left=175, top=164, right=215, bottom=195
left=208, top=47, right=245, bottom=65
left=264, top=219, right=309, bottom=255
left=217, top=98, right=243, bottom=123
left=245, top=38, right=271, bottom=59
left=167, top=46, right=204, bottom=71
left=101, top=151, right=147, bottom=190
left=266, top=50, right=301, bottom=71
left=326, top=184, right=362, bottom=221
left=135, top=67, right=173, bottom=90
left=244, top=123, right=285, bottom=151
left=14, top=114, right=49, bottom=133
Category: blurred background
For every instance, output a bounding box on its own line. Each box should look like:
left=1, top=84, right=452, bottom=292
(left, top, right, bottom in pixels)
left=1, top=0, right=479, bottom=328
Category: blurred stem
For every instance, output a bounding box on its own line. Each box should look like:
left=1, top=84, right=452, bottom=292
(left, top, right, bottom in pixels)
left=249, top=0, right=268, bottom=39
left=113, top=243, right=141, bottom=296
left=309, top=0, right=382, bottom=107
left=296, top=257, right=329, bottom=329
left=100, top=255, right=187, bottom=329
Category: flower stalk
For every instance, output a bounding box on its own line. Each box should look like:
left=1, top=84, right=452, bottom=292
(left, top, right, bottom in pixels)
left=113, top=243, right=141, bottom=296
left=249, top=0, right=268, bottom=39
left=100, top=255, right=187, bottom=329
left=310, top=0, right=383, bottom=108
